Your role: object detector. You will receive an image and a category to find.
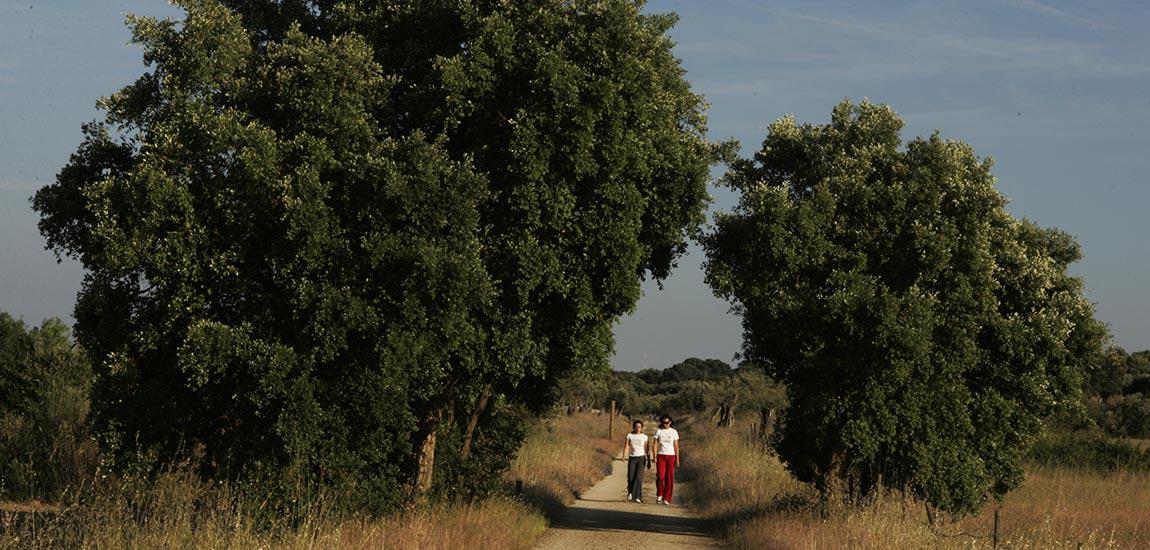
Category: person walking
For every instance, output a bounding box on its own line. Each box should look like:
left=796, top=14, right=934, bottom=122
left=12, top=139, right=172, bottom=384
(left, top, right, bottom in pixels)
left=652, top=414, right=680, bottom=505
left=621, top=419, right=650, bottom=503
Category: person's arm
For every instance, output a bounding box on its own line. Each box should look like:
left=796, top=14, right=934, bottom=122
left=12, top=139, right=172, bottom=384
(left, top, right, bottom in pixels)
left=621, top=435, right=629, bottom=460
left=674, top=438, right=680, bottom=467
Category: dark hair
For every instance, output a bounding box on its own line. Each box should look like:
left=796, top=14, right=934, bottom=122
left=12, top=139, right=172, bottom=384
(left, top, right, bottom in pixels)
left=660, top=415, right=673, bottom=424
left=632, top=419, right=644, bottom=428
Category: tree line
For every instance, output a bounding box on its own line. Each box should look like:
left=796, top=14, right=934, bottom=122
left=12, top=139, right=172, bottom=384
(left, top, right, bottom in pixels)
left=1078, top=348, right=1150, bottom=438
left=3, top=0, right=1128, bottom=522
left=556, top=357, right=786, bottom=431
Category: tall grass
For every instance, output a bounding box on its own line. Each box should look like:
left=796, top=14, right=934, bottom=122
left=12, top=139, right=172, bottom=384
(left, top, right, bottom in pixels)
left=372, top=411, right=615, bottom=548
left=0, top=411, right=614, bottom=549
left=344, top=498, right=547, bottom=550
left=505, top=411, right=617, bottom=519
left=2, top=465, right=337, bottom=548
left=683, top=423, right=1150, bottom=549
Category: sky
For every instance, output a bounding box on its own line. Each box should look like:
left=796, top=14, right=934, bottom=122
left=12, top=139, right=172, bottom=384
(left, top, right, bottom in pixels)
left=1, top=1, right=1147, bottom=372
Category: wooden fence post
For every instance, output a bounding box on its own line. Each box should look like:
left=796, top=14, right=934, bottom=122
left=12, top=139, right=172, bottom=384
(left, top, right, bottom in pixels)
left=993, top=507, right=1000, bottom=547
left=609, top=400, right=616, bottom=439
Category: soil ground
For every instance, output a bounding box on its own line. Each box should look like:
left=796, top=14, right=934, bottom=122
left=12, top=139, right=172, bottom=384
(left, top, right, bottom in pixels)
left=534, top=455, right=716, bottom=550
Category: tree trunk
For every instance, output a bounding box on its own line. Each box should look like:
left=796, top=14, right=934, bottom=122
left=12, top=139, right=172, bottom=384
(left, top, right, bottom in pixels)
left=717, top=397, right=738, bottom=428
left=460, top=390, right=491, bottom=461
left=758, top=407, right=777, bottom=443
left=820, top=451, right=847, bottom=516
left=414, top=407, right=444, bottom=497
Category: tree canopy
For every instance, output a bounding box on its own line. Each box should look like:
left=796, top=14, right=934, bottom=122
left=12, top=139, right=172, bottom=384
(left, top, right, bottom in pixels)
left=702, top=100, right=1106, bottom=515
left=33, top=0, right=719, bottom=510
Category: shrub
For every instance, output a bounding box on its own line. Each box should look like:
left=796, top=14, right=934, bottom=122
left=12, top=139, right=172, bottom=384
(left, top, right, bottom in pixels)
left=1027, top=431, right=1150, bottom=472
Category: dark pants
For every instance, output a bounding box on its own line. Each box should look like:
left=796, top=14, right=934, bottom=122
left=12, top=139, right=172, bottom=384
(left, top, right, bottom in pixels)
left=627, top=456, right=645, bottom=500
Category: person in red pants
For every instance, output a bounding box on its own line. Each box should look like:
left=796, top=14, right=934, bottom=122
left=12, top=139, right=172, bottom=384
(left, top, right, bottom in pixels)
left=652, top=414, right=680, bottom=505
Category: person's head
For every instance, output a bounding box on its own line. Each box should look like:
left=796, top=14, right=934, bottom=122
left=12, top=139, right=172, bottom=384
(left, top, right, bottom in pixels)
left=632, top=419, right=644, bottom=433
left=660, top=415, right=673, bottom=428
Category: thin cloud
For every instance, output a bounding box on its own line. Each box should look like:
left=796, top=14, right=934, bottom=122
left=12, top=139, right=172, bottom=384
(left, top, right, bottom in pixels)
left=709, top=1, right=1148, bottom=77
left=991, top=0, right=1099, bottom=27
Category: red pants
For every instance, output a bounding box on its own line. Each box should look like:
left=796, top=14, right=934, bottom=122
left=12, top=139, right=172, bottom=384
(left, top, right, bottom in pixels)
left=656, top=454, right=676, bottom=502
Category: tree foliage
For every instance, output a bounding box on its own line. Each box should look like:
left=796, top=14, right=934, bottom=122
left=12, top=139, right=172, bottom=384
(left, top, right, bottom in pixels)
left=33, top=0, right=717, bottom=510
left=0, top=313, right=94, bottom=500
left=702, top=100, right=1106, bottom=515
left=600, top=357, right=785, bottom=423
left=1077, top=347, right=1150, bottom=438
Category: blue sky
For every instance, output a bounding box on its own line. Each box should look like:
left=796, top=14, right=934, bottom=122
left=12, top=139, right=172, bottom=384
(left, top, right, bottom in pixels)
left=619, top=0, right=1150, bottom=369
left=1, top=1, right=1147, bottom=371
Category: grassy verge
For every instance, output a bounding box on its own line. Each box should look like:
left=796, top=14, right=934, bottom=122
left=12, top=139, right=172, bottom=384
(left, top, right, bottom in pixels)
left=0, top=412, right=616, bottom=549
left=368, top=411, right=615, bottom=548
left=682, top=424, right=1150, bottom=549
left=506, top=410, right=617, bottom=520
left=350, top=498, right=547, bottom=550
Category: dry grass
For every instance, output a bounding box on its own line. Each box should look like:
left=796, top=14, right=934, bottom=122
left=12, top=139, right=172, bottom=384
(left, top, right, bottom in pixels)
left=0, top=411, right=614, bottom=549
left=505, top=411, right=618, bottom=519
left=683, top=425, right=1150, bottom=549
left=956, top=467, right=1150, bottom=548
left=359, top=411, right=615, bottom=549
left=341, top=498, right=546, bottom=550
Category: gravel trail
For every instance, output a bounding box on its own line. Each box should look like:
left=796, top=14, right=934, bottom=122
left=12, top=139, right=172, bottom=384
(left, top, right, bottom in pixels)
left=534, top=454, right=716, bottom=550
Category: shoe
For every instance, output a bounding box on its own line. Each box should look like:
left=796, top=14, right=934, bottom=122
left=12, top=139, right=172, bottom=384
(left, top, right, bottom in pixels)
left=661, top=499, right=670, bottom=505
left=627, top=493, right=632, bottom=501
left=656, top=496, right=663, bottom=504
left=635, top=499, right=643, bottom=504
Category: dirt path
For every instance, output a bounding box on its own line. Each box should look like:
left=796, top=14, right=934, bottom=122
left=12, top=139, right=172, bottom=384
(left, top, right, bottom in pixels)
left=534, top=455, right=716, bottom=550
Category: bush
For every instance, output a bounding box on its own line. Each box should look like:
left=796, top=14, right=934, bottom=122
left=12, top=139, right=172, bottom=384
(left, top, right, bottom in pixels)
left=1027, top=431, right=1150, bottom=472
left=1088, top=395, right=1150, bottom=438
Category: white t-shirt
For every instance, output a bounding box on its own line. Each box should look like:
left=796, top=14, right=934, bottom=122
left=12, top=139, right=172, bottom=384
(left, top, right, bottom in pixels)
left=654, top=428, right=679, bottom=455
left=626, top=432, right=649, bottom=457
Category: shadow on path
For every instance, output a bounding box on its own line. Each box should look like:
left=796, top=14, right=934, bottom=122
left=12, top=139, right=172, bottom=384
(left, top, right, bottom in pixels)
left=549, top=503, right=706, bottom=537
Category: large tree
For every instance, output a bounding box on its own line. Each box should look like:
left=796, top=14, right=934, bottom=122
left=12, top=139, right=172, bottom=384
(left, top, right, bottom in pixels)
left=34, top=0, right=718, bottom=509
left=702, top=100, right=1105, bottom=515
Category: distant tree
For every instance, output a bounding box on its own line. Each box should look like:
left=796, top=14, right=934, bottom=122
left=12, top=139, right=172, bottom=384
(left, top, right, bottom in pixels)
left=0, top=314, right=90, bottom=418
left=703, top=100, right=1106, bottom=515
left=1078, top=346, right=1150, bottom=438
left=555, top=370, right=608, bottom=412
left=604, top=370, right=652, bottom=416
left=34, top=0, right=718, bottom=509
left=1091, top=395, right=1150, bottom=438
left=0, top=314, right=36, bottom=413
left=660, top=379, right=716, bottom=415
left=0, top=313, right=94, bottom=499
left=712, top=367, right=786, bottom=429
left=1131, top=351, right=1150, bottom=373
left=664, top=357, right=733, bottom=382
left=635, top=368, right=666, bottom=386
left=1086, top=347, right=1132, bottom=399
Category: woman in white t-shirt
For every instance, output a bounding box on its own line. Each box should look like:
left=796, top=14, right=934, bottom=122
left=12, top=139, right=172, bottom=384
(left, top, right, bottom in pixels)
left=621, top=419, right=650, bottom=503
left=652, top=414, right=680, bottom=505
